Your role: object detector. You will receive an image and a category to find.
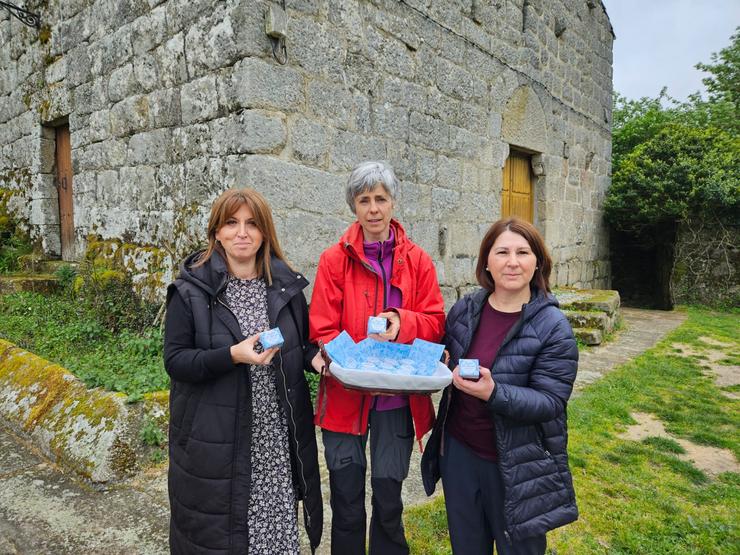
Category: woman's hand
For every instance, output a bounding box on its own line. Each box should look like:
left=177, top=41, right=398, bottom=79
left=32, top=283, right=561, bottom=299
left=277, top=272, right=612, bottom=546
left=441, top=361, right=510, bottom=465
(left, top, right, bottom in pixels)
left=230, top=333, right=279, bottom=366
left=311, top=342, right=333, bottom=377
left=311, top=350, right=333, bottom=377
left=368, top=310, right=401, bottom=342
left=452, top=365, right=496, bottom=402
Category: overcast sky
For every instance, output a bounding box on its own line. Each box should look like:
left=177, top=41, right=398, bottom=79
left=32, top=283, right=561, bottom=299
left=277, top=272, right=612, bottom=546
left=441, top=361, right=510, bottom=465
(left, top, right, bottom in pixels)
left=601, top=0, right=739, bottom=101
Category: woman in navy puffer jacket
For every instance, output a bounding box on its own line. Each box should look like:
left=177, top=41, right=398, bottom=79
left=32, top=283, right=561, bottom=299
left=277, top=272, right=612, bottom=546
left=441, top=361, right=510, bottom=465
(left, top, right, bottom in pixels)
left=421, top=218, right=578, bottom=555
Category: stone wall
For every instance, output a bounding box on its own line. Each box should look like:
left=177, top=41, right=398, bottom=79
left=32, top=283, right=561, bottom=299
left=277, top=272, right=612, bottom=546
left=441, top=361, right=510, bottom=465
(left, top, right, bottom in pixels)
left=0, top=0, right=613, bottom=304
left=672, top=219, right=739, bottom=308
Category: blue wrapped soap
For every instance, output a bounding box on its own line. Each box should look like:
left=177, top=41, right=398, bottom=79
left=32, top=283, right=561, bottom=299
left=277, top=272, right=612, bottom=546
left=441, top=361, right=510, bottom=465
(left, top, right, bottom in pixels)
left=367, top=316, right=388, bottom=335
left=459, top=358, right=480, bottom=379
left=260, top=327, right=284, bottom=350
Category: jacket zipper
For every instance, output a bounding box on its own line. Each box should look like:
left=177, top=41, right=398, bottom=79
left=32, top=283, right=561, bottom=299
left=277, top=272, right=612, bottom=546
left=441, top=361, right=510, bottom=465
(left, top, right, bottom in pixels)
left=455, top=294, right=529, bottom=543
left=377, top=247, right=387, bottom=310
left=491, top=303, right=528, bottom=544
left=218, top=295, right=246, bottom=549
left=356, top=255, right=378, bottom=434
left=439, top=386, right=453, bottom=456
left=217, top=296, right=240, bottom=328
left=277, top=351, right=311, bottom=530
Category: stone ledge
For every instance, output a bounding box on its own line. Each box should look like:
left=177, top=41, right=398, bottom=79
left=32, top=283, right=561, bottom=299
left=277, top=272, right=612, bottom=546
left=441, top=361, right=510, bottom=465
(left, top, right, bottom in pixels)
left=555, top=287, right=621, bottom=315
left=0, top=339, right=168, bottom=484
left=0, top=274, right=59, bottom=294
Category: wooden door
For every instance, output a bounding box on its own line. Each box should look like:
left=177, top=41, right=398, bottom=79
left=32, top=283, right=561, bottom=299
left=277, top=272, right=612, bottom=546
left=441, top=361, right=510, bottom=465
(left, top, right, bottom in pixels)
left=502, top=151, right=534, bottom=222
left=55, top=126, right=75, bottom=260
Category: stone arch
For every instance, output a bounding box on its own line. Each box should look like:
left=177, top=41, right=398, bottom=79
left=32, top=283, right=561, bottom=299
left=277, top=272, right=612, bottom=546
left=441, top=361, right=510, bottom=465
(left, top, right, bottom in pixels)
left=501, top=86, right=548, bottom=154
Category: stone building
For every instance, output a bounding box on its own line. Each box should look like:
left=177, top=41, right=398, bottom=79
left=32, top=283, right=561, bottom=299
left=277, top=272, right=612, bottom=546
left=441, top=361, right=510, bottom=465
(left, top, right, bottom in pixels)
left=0, top=0, right=614, bottom=305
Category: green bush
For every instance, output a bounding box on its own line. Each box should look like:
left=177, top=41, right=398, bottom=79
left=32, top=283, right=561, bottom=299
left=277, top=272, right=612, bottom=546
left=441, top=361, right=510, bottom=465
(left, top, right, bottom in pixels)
left=0, top=291, right=168, bottom=396
left=53, top=263, right=77, bottom=290
left=605, top=124, right=739, bottom=239
left=140, top=416, right=167, bottom=447
left=73, top=258, right=158, bottom=333
left=0, top=190, right=33, bottom=274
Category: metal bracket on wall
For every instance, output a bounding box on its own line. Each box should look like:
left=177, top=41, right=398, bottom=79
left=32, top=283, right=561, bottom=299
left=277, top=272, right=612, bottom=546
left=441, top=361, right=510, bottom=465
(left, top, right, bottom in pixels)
left=0, top=1, right=41, bottom=27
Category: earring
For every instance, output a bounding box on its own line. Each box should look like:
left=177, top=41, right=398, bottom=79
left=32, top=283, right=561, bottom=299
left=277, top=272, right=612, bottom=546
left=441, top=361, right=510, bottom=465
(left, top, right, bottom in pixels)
left=485, top=266, right=490, bottom=271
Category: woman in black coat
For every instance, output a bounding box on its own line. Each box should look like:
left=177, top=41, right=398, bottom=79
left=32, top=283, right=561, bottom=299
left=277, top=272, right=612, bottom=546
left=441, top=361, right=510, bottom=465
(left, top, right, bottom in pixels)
left=164, top=188, right=323, bottom=554
left=421, top=217, right=578, bottom=555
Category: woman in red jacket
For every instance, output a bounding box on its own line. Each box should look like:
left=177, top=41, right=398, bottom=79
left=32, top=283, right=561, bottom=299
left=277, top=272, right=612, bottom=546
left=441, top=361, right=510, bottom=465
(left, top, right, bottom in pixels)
left=309, top=161, right=445, bottom=555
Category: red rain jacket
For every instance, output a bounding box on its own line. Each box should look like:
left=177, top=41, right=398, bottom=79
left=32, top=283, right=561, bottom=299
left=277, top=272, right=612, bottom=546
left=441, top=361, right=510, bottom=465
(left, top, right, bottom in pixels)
left=309, top=219, right=445, bottom=444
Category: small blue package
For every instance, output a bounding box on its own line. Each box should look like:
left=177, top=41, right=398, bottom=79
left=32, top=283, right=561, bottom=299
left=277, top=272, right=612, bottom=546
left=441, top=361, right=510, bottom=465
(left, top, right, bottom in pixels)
left=260, top=327, right=284, bottom=349
left=459, top=358, right=480, bottom=379
left=367, top=316, right=388, bottom=335
left=323, top=331, right=356, bottom=367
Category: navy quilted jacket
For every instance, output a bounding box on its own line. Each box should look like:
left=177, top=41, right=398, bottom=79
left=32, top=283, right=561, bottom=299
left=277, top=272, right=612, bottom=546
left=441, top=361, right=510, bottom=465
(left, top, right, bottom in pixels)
left=421, top=287, right=578, bottom=540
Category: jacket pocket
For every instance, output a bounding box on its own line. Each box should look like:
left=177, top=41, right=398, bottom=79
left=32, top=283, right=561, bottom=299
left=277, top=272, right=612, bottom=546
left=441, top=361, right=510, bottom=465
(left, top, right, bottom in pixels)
left=534, top=424, right=550, bottom=456
left=177, top=388, right=203, bottom=450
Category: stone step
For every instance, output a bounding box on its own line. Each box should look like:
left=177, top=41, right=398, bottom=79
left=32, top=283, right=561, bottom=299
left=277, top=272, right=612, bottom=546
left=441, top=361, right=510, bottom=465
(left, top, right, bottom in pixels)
left=574, top=327, right=603, bottom=346
left=0, top=274, right=59, bottom=294
left=563, top=309, right=618, bottom=335
left=17, top=255, right=77, bottom=274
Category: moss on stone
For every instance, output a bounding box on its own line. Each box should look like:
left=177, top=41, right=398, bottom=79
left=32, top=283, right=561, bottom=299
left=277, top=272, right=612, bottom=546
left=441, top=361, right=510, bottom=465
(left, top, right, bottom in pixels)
left=110, top=436, right=138, bottom=475
left=38, top=25, right=52, bottom=45
left=82, top=236, right=171, bottom=301
left=0, top=339, right=143, bottom=481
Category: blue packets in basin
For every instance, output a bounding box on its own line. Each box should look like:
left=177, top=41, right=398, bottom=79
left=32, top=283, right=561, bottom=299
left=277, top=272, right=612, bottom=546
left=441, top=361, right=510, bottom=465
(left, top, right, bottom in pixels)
left=324, top=332, right=444, bottom=377
left=324, top=332, right=451, bottom=393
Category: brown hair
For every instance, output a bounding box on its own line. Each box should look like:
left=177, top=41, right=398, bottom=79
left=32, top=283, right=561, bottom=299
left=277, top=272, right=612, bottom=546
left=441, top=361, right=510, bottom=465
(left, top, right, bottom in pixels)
left=475, top=217, right=552, bottom=293
left=193, top=188, right=287, bottom=285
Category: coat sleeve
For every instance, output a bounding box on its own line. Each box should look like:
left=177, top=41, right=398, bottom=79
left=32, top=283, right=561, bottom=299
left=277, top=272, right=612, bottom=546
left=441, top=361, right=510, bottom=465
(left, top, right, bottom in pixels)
left=441, top=299, right=466, bottom=368
left=486, top=316, right=578, bottom=423
left=309, top=249, right=345, bottom=345
left=164, top=287, right=241, bottom=383
left=296, top=292, right=320, bottom=372
left=394, top=249, right=446, bottom=344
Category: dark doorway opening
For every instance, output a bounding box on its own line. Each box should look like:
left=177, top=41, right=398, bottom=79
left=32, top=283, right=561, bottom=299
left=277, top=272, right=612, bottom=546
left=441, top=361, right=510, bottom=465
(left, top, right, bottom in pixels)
left=610, top=224, right=677, bottom=310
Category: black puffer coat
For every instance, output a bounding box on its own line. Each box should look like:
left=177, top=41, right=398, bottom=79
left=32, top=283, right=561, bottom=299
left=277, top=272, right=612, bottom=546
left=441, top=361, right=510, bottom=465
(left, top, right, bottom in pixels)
left=421, top=288, right=578, bottom=541
left=164, top=250, right=322, bottom=554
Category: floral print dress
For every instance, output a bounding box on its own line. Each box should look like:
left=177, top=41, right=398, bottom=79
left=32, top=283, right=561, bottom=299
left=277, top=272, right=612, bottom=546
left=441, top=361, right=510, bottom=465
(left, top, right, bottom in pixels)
left=224, top=276, right=299, bottom=554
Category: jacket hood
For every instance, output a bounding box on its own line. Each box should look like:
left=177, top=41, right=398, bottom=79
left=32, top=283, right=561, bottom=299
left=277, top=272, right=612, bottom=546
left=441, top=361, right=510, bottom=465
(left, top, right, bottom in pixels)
left=176, top=249, right=308, bottom=299
left=339, top=219, right=410, bottom=264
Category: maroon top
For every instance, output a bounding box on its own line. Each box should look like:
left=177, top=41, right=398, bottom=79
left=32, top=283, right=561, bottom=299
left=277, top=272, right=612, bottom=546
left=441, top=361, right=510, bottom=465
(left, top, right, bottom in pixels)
left=447, top=302, right=521, bottom=461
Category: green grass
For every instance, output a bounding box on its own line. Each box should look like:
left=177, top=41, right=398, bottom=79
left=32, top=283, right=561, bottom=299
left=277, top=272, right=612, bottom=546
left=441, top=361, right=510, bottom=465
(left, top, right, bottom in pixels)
left=0, top=291, right=168, bottom=397
left=405, top=307, right=739, bottom=554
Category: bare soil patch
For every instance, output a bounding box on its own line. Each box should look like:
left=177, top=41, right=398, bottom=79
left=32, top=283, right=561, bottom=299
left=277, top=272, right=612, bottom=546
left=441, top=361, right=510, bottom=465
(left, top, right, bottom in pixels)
left=670, top=342, right=740, bottom=394
left=619, top=412, right=739, bottom=477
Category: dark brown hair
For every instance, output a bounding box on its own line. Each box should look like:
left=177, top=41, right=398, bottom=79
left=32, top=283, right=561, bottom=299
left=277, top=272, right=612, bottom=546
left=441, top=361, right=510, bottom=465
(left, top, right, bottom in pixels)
left=193, top=188, right=287, bottom=285
left=475, top=217, right=552, bottom=293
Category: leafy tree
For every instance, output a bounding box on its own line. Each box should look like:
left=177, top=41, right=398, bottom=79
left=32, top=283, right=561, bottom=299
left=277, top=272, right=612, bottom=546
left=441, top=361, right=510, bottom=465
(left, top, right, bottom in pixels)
left=696, top=27, right=739, bottom=116
left=605, top=124, right=739, bottom=238
left=611, top=90, right=679, bottom=170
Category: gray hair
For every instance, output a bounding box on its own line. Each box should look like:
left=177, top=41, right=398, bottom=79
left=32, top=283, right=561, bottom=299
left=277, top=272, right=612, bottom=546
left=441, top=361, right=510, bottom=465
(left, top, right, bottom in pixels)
left=345, top=161, right=399, bottom=214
